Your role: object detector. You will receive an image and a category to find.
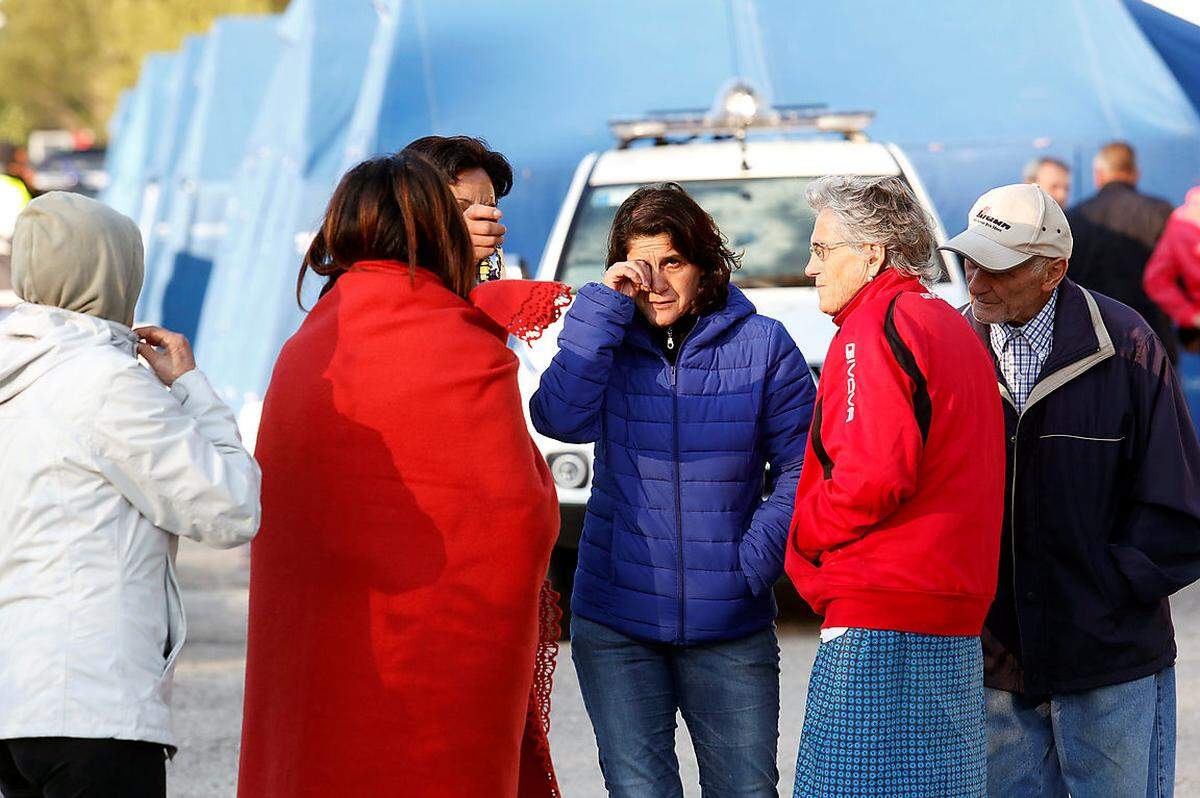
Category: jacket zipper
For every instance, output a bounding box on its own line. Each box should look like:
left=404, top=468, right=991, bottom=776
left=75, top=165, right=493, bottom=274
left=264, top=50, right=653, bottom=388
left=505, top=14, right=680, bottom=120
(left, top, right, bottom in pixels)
left=993, top=290, right=1110, bottom=691
left=667, top=323, right=694, bottom=644
left=671, top=364, right=684, bottom=642
left=1008, top=400, right=1034, bottom=690
left=1008, top=374, right=1078, bottom=689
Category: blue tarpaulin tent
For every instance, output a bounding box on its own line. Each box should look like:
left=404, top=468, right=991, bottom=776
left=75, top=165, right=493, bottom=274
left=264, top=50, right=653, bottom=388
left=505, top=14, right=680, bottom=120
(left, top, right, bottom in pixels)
left=753, top=0, right=1200, bottom=233
left=101, top=52, right=179, bottom=221
left=192, top=0, right=381, bottom=405
left=327, top=0, right=1200, bottom=276
left=340, top=0, right=755, bottom=273
left=198, top=0, right=786, bottom=408
left=135, top=15, right=282, bottom=343
left=136, top=34, right=208, bottom=327
left=103, top=0, right=1200, bottom=412
left=1125, top=0, right=1200, bottom=117
left=105, top=91, right=133, bottom=163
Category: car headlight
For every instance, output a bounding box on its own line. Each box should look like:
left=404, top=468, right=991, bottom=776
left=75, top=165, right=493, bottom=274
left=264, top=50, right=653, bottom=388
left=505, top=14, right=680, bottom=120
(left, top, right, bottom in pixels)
left=549, top=453, right=589, bottom=489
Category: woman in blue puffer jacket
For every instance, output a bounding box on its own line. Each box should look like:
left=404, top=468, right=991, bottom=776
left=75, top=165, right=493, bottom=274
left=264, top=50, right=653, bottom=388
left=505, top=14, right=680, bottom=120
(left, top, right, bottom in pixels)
left=531, top=183, right=815, bottom=796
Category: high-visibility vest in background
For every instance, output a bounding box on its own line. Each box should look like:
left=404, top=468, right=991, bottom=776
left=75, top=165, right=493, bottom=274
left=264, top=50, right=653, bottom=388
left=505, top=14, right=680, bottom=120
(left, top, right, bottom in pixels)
left=0, top=174, right=27, bottom=302
left=0, top=174, right=31, bottom=243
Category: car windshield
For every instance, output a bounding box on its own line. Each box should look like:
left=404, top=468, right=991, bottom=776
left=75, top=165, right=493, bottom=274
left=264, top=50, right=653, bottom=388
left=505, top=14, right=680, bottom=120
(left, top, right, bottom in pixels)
left=555, top=176, right=949, bottom=289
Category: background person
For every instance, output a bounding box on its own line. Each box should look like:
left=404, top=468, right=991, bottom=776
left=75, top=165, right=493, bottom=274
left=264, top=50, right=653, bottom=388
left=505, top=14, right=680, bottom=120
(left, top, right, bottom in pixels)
left=0, top=192, right=260, bottom=798
left=786, top=175, right=1005, bottom=798
left=405, top=135, right=510, bottom=264
left=1022, top=155, right=1071, bottom=208
left=531, top=182, right=815, bottom=797
left=404, top=132, right=569, bottom=787
left=1144, top=186, right=1200, bottom=354
left=0, top=146, right=31, bottom=305
left=318, top=135, right=511, bottom=299
left=237, top=152, right=566, bottom=797
left=942, top=183, right=1200, bottom=798
left=1068, top=141, right=1177, bottom=361
left=0, top=142, right=35, bottom=196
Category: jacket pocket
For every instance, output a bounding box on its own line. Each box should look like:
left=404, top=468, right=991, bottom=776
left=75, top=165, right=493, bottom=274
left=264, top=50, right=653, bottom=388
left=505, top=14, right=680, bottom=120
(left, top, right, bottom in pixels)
left=161, top=555, right=188, bottom=678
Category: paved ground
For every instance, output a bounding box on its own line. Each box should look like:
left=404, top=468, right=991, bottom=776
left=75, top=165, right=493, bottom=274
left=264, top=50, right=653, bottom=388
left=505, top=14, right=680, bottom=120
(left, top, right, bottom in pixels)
left=168, top=540, right=1200, bottom=796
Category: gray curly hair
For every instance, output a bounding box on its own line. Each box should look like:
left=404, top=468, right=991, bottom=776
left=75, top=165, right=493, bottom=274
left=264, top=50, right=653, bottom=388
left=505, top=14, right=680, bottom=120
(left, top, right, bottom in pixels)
left=805, top=175, right=943, bottom=285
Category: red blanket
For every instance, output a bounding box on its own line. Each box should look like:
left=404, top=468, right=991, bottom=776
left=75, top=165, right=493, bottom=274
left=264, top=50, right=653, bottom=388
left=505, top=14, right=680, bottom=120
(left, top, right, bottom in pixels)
left=238, top=261, right=566, bottom=797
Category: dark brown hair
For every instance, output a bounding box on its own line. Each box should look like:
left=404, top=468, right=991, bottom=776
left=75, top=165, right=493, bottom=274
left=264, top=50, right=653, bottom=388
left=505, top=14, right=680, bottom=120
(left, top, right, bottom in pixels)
left=404, top=135, right=514, bottom=199
left=607, top=183, right=740, bottom=315
left=297, top=151, right=475, bottom=306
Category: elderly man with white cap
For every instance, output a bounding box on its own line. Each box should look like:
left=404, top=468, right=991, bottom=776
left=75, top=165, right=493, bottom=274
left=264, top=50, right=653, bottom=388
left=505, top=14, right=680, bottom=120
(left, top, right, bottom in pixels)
left=941, top=183, right=1200, bottom=798
left=0, top=192, right=260, bottom=797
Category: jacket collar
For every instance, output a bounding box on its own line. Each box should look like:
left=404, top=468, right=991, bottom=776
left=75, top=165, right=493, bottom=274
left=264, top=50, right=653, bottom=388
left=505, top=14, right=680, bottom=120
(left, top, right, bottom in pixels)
left=0, top=302, right=137, bottom=351
left=625, top=284, right=757, bottom=356
left=1098, top=181, right=1136, bottom=198
left=0, top=303, right=137, bottom=404
left=963, top=278, right=1114, bottom=412
left=833, top=267, right=923, bottom=327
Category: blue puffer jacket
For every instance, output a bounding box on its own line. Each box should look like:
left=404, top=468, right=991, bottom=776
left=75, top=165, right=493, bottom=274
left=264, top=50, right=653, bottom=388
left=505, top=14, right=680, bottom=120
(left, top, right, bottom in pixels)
left=531, top=283, right=815, bottom=644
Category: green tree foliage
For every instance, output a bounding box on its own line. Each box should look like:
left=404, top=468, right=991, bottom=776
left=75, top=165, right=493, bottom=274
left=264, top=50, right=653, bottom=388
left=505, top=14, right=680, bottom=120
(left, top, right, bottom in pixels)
left=0, top=0, right=289, bottom=143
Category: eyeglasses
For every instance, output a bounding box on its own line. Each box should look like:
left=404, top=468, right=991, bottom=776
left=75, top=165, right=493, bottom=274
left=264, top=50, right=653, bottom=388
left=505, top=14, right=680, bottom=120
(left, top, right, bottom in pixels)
left=809, top=241, right=856, bottom=261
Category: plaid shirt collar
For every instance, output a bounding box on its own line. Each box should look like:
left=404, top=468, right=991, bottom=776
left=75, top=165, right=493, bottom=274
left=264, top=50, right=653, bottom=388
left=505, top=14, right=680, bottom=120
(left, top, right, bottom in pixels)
left=989, top=289, right=1058, bottom=363
left=989, top=289, right=1059, bottom=410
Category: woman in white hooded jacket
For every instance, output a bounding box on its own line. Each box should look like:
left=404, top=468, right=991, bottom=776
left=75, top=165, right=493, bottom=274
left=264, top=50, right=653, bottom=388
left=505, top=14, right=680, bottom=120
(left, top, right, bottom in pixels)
left=0, top=192, right=261, bottom=798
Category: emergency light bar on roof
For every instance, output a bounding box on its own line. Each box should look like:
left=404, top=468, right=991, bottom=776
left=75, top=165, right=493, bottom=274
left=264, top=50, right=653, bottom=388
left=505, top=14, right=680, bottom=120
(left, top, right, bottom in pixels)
left=609, top=81, right=875, bottom=149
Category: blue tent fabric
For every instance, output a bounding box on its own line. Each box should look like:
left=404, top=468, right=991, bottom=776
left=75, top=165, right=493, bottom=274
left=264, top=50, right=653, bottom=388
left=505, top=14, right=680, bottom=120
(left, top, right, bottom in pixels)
left=106, top=91, right=133, bottom=156
left=192, top=0, right=382, bottom=405
left=101, top=52, right=179, bottom=221
left=101, top=0, right=1200, bottom=412
left=1182, top=352, right=1200, bottom=431
left=142, top=37, right=207, bottom=203
left=1125, top=0, right=1200, bottom=118
left=137, top=35, right=209, bottom=325
left=750, top=0, right=1200, bottom=236
left=135, top=15, right=282, bottom=342
left=327, top=0, right=1200, bottom=276
left=348, top=0, right=742, bottom=272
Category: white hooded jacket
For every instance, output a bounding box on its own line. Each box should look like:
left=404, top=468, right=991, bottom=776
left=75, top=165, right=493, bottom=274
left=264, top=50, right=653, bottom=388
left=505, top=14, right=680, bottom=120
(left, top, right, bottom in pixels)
left=0, top=302, right=261, bottom=747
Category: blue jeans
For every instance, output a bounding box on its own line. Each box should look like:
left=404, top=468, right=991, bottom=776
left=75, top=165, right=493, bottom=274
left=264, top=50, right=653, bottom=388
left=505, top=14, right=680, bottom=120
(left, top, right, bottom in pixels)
left=986, top=666, right=1176, bottom=797
left=570, top=615, right=780, bottom=797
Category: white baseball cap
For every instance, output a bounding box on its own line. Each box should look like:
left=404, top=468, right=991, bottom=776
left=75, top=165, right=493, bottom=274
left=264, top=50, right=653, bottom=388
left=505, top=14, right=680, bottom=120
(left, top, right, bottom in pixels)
left=939, top=183, right=1073, bottom=272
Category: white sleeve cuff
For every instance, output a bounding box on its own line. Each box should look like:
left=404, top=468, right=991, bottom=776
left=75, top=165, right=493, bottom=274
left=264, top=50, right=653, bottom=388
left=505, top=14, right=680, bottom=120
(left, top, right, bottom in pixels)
left=170, top=369, right=207, bottom=405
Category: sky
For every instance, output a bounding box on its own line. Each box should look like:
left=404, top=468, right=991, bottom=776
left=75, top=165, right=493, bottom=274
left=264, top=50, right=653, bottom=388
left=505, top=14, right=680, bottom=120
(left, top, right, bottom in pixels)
left=1146, top=0, right=1200, bottom=24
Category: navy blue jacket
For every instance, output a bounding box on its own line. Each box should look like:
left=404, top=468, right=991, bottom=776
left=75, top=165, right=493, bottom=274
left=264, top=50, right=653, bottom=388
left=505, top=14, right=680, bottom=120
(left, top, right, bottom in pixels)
left=531, top=283, right=815, bottom=644
left=969, top=279, right=1200, bottom=694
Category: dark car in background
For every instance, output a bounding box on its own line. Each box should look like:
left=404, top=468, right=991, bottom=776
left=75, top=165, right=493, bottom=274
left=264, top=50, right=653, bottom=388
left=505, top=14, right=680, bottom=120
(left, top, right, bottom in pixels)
left=32, top=148, right=108, bottom=197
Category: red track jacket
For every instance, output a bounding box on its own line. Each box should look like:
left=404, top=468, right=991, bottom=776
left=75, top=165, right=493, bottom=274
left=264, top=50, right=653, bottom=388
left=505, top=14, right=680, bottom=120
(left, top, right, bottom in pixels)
left=786, top=268, right=1005, bottom=636
left=1143, top=192, right=1200, bottom=330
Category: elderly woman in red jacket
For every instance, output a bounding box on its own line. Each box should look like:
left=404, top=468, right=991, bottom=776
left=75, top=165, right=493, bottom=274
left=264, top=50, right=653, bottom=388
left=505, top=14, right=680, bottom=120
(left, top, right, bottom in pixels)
left=237, top=152, right=568, bottom=797
left=785, top=176, right=1005, bottom=797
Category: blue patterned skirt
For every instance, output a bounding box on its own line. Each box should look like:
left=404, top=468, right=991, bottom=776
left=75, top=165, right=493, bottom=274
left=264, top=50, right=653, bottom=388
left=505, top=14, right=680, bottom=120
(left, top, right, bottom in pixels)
left=793, top=629, right=986, bottom=797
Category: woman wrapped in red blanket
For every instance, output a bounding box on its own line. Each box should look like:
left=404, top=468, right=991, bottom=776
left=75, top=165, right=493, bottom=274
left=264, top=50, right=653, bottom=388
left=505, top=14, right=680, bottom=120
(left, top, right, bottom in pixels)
left=237, top=152, right=567, bottom=797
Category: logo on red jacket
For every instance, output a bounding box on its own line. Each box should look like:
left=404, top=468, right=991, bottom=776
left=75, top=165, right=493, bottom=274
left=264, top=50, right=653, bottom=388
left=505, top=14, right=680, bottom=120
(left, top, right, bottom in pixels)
left=844, top=342, right=857, bottom=422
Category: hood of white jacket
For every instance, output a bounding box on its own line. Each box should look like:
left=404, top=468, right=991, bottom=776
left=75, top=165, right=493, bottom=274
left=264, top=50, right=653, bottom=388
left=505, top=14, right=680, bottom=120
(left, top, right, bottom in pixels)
left=0, top=302, right=137, bottom=404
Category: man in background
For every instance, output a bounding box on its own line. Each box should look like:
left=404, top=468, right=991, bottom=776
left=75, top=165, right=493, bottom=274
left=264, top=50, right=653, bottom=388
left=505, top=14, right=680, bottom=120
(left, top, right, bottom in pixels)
left=1022, top=155, right=1070, bottom=208
left=1068, top=141, right=1177, bottom=360
left=0, top=142, right=35, bottom=196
